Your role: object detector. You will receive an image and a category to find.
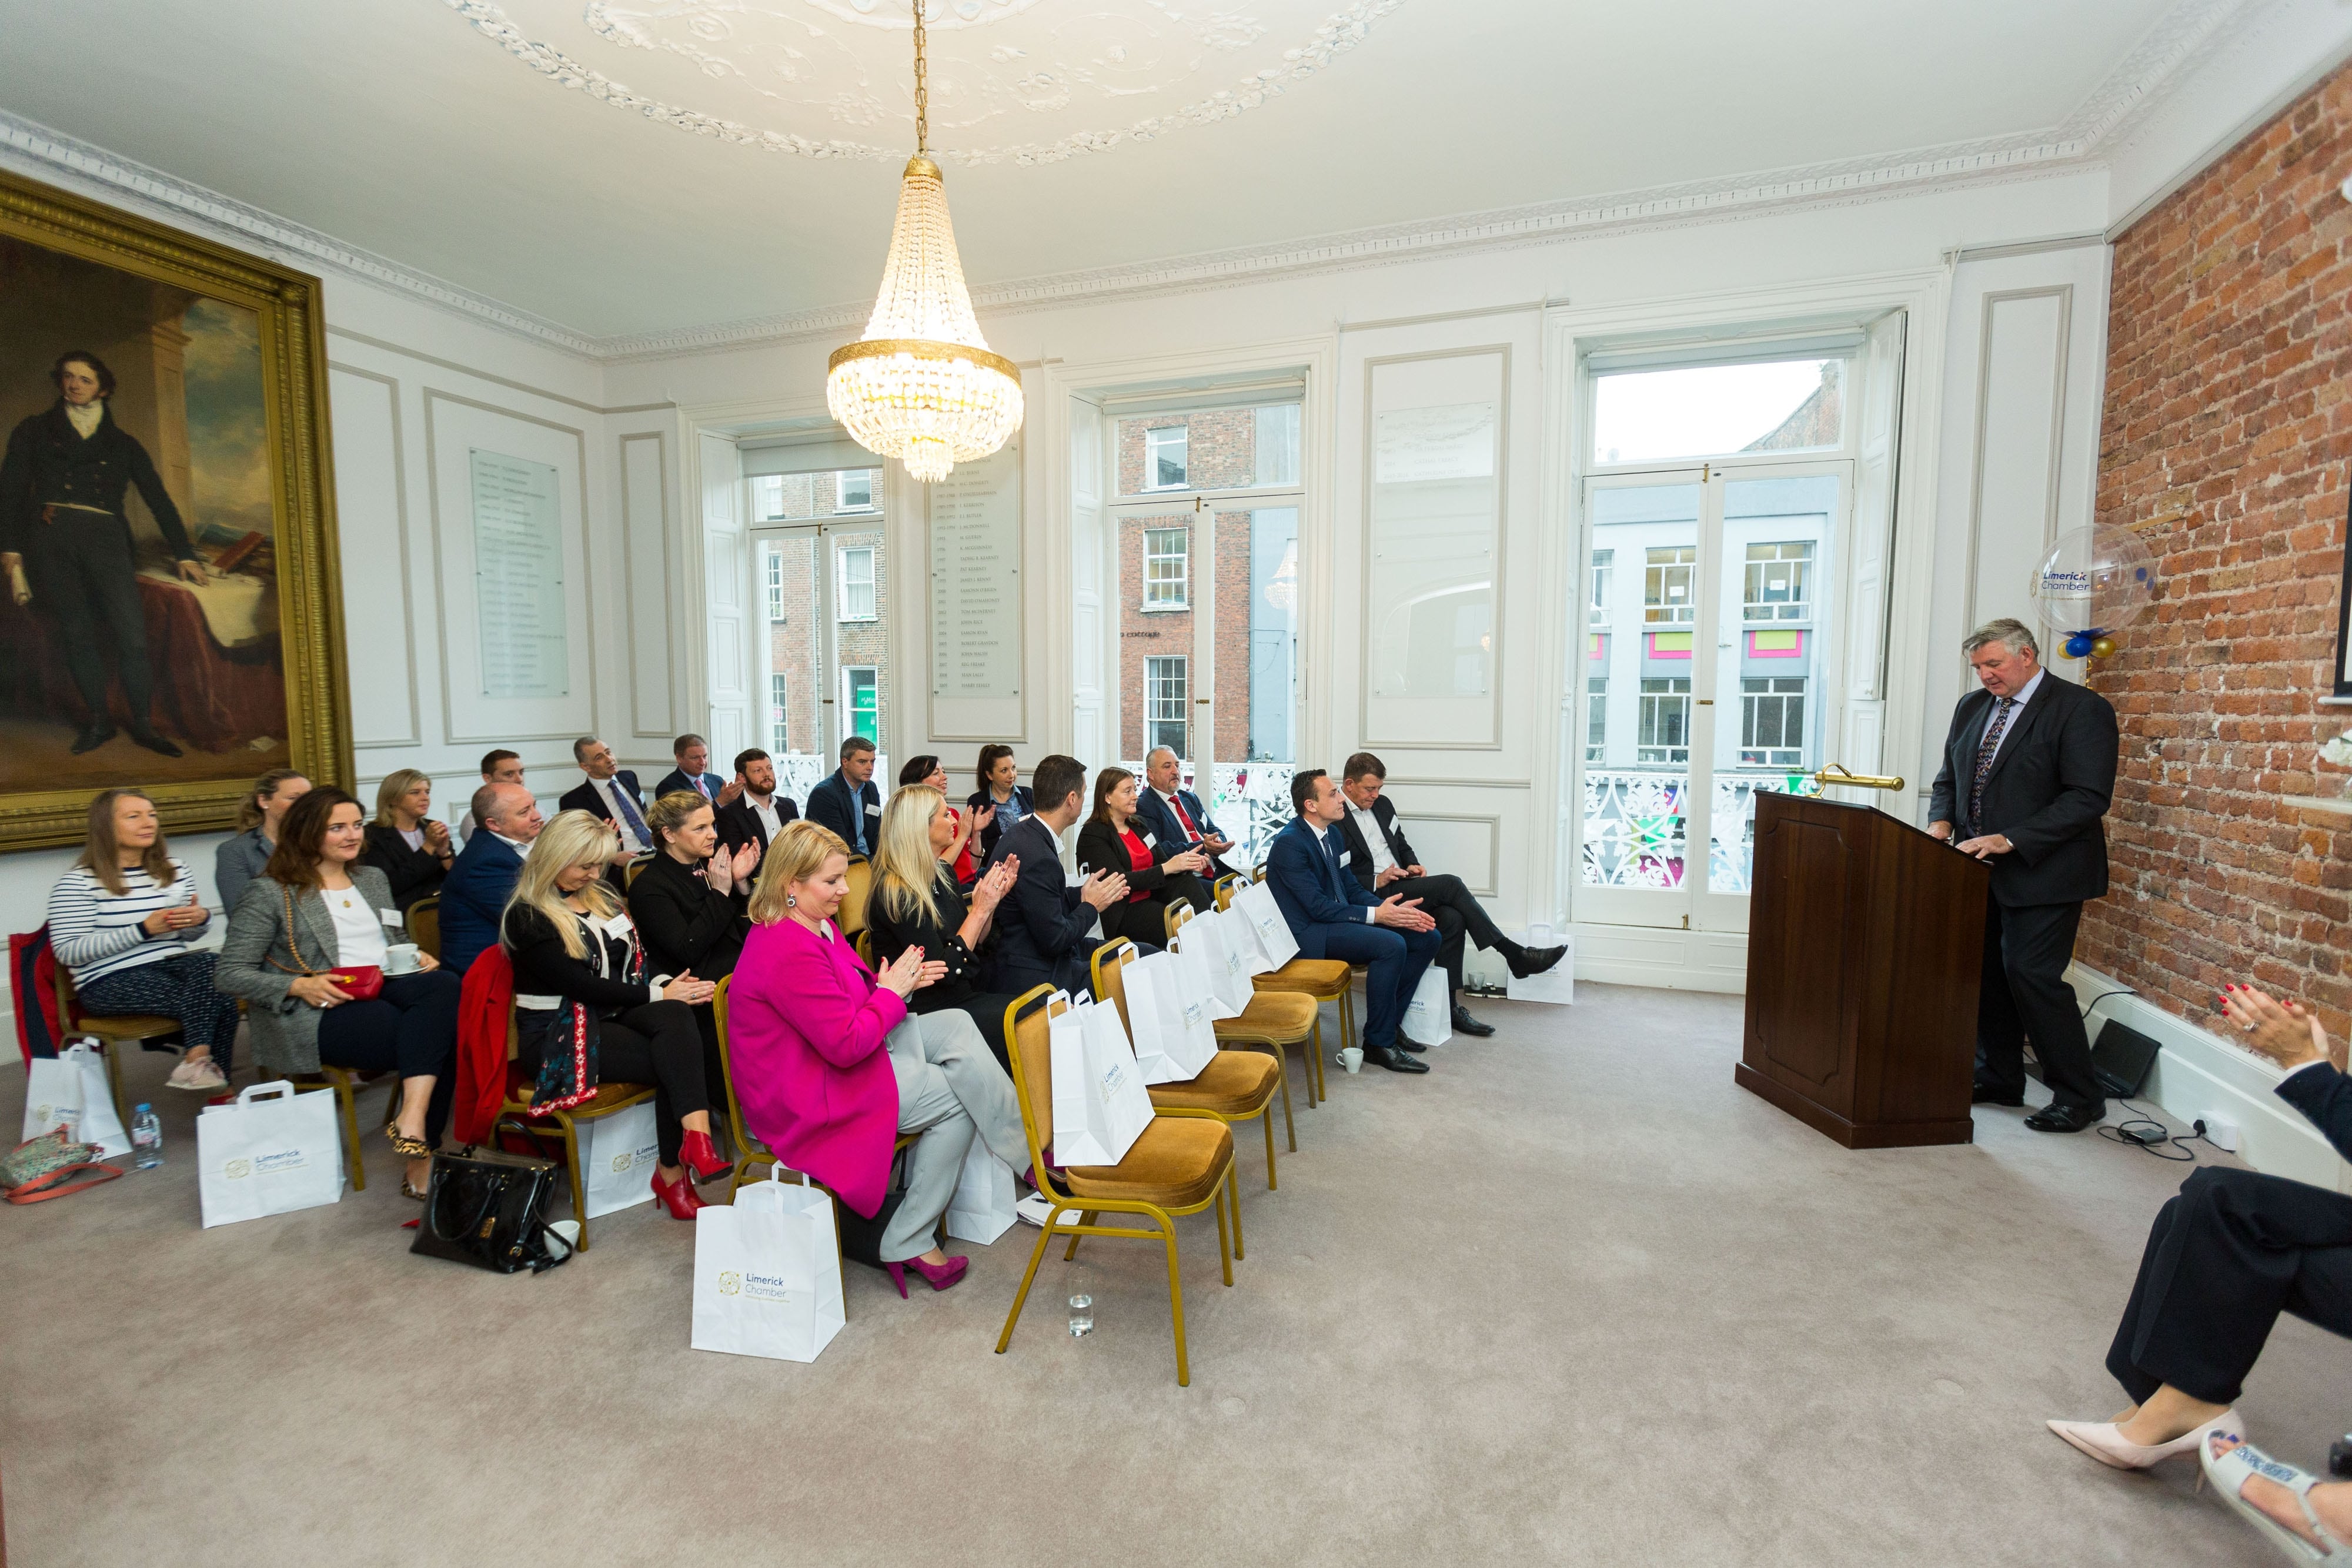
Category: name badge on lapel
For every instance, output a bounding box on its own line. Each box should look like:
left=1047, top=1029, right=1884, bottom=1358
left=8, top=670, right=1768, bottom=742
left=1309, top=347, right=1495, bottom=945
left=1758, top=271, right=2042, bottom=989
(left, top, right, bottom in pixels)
left=1141, top=832, right=1157, bottom=847
left=865, top=803, right=881, bottom=817
left=1338, top=850, right=1352, bottom=868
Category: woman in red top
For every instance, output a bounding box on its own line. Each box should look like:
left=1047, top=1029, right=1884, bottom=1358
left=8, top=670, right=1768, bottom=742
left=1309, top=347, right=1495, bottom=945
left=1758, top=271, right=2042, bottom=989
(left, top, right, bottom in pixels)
left=1074, top=766, right=1214, bottom=948
left=898, top=754, right=988, bottom=887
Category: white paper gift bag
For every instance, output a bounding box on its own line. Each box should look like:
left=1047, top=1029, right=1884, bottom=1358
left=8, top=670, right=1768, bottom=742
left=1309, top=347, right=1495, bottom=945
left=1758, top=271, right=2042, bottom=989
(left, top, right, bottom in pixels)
left=1048, top=993, right=1152, bottom=1168
left=574, top=1099, right=660, bottom=1219
left=20, top=1041, right=129, bottom=1159
left=1402, top=967, right=1452, bottom=1047
left=1190, top=911, right=1259, bottom=1017
left=198, top=1081, right=343, bottom=1228
left=944, top=1138, right=1018, bottom=1245
left=1121, top=947, right=1220, bottom=1085
left=691, top=1169, right=846, bottom=1363
left=1231, top=878, right=1300, bottom=969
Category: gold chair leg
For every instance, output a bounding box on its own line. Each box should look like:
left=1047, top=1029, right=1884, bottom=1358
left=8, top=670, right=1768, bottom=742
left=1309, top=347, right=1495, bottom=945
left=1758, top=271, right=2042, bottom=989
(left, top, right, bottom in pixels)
left=1261, top=1102, right=1278, bottom=1190
left=1228, top=1166, right=1244, bottom=1264
left=996, top=1216, right=1056, bottom=1355
left=342, top=1082, right=366, bottom=1193
left=1213, top=1183, right=1231, bottom=1280
left=1064, top=1210, right=1096, bottom=1261
left=1302, top=1019, right=1321, bottom=1107
left=1159, top=1208, right=1190, bottom=1387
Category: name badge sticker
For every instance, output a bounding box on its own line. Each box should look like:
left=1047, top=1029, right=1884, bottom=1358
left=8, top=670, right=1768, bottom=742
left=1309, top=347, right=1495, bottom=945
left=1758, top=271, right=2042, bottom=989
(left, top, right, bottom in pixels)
left=866, top=803, right=882, bottom=817
left=1338, top=850, right=1352, bottom=867
left=1141, top=832, right=1156, bottom=847
left=379, top=908, right=404, bottom=927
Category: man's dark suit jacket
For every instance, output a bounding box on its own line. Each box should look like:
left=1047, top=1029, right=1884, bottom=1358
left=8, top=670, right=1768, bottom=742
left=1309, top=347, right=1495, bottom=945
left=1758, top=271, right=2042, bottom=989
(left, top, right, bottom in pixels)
left=652, top=768, right=724, bottom=804
left=438, top=830, right=525, bottom=977
left=716, top=794, right=799, bottom=859
left=1264, top=816, right=1379, bottom=961
left=557, top=770, right=646, bottom=824
left=1336, top=795, right=1420, bottom=894
left=806, top=770, right=884, bottom=854
left=1926, top=671, right=2117, bottom=907
left=1132, top=785, right=1226, bottom=860
left=983, top=814, right=1099, bottom=994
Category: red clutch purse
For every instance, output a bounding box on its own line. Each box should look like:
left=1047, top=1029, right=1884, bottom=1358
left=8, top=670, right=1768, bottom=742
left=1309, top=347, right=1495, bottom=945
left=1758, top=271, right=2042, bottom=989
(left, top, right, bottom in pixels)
left=271, top=885, right=386, bottom=1001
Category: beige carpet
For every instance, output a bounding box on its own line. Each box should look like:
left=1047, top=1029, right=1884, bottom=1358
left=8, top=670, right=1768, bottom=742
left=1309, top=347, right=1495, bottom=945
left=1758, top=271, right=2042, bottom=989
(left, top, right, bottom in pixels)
left=1, top=984, right=2332, bottom=1567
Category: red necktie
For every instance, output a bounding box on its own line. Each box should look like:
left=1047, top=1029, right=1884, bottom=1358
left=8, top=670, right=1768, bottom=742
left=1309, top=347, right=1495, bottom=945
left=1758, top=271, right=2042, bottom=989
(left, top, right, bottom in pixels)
left=1169, top=793, right=1197, bottom=837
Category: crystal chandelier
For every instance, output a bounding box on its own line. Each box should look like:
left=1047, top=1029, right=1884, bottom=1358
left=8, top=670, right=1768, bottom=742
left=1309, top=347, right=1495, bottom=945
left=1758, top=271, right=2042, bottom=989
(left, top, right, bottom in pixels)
left=826, top=1, right=1024, bottom=484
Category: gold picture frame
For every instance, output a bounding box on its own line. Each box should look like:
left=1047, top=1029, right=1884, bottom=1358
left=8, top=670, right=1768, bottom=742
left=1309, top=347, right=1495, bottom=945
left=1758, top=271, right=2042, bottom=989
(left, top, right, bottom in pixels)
left=0, top=167, right=349, bottom=850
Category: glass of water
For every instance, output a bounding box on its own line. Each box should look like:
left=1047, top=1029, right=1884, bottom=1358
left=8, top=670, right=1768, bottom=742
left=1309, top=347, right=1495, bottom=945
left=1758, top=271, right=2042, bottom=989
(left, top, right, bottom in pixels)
left=1067, top=1293, right=1094, bottom=1338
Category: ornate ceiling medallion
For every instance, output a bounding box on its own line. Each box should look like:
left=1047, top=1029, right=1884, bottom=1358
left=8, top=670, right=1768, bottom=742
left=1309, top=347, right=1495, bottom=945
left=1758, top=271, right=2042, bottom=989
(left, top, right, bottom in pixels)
left=445, top=0, right=1408, bottom=165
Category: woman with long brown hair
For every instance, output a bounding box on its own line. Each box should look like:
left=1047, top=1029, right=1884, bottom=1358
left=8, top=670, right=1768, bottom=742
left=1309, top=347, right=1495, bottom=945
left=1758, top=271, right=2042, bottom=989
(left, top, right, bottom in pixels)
left=47, top=787, right=240, bottom=1091
left=215, top=787, right=460, bottom=1197
left=1074, top=765, right=1213, bottom=947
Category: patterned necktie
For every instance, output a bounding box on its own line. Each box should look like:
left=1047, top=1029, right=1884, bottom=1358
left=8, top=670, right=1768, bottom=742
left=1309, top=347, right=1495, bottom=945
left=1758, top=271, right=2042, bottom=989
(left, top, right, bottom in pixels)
left=1967, top=697, right=2015, bottom=831
left=606, top=779, right=650, bottom=846
left=1321, top=828, right=1347, bottom=897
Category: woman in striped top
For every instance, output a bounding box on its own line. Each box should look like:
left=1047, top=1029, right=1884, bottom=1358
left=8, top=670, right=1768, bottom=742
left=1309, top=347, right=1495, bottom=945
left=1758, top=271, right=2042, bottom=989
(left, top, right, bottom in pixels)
left=47, top=788, right=242, bottom=1092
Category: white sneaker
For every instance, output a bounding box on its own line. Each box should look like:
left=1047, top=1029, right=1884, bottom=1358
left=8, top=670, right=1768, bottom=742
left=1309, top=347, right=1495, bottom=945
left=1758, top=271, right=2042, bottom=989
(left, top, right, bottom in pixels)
left=166, top=1058, right=227, bottom=1092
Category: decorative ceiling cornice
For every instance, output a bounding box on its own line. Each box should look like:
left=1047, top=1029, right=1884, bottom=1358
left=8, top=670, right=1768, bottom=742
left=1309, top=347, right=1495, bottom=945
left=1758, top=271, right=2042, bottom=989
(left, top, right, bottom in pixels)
left=0, top=0, right=2261, bottom=366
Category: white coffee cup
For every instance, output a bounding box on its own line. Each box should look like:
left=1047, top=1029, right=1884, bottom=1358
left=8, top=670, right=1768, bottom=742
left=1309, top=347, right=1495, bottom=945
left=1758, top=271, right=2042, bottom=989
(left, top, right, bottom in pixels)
left=1338, top=1045, right=1364, bottom=1075
left=383, top=942, right=422, bottom=976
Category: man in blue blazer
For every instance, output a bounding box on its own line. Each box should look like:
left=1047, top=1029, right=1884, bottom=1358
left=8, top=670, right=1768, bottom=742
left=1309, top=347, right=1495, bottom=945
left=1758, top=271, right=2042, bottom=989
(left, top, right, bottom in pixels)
left=1265, top=768, right=1442, bottom=1073
left=438, top=783, right=544, bottom=976
left=1133, top=747, right=1240, bottom=877
left=806, top=735, right=884, bottom=857
left=983, top=752, right=1134, bottom=997
left=652, top=732, right=739, bottom=807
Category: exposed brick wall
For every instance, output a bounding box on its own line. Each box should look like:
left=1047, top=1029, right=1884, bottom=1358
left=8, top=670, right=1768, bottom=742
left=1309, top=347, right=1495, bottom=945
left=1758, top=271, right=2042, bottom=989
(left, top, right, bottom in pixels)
left=2076, top=65, right=2352, bottom=1036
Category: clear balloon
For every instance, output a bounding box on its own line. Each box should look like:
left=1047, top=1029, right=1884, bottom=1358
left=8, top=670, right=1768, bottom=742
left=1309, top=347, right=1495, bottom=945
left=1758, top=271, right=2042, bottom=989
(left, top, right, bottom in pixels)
left=2027, top=524, right=2158, bottom=637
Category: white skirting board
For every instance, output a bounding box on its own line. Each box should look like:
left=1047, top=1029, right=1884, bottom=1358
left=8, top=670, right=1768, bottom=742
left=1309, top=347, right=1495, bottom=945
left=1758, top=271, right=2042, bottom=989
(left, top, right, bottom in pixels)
left=2067, top=962, right=2352, bottom=1193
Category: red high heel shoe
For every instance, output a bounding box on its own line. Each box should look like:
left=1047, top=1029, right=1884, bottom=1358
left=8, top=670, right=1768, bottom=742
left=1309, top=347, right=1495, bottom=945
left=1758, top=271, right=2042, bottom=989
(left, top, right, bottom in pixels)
left=650, top=1166, right=706, bottom=1220
left=678, top=1129, right=730, bottom=1184
left=883, top=1253, right=969, bottom=1298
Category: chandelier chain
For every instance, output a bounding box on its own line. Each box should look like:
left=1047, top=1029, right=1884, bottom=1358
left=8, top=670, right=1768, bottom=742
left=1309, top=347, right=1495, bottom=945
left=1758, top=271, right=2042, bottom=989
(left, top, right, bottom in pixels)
left=911, top=0, right=928, bottom=154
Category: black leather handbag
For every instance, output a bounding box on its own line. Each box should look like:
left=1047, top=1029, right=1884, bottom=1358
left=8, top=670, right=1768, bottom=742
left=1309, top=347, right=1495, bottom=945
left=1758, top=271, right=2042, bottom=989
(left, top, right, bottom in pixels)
left=834, top=1145, right=913, bottom=1269
left=410, top=1148, right=573, bottom=1274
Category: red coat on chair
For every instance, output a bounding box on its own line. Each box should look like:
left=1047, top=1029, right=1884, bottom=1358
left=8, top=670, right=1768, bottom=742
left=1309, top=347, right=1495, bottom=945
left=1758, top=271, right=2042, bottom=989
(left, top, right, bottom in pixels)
left=453, top=946, right=516, bottom=1147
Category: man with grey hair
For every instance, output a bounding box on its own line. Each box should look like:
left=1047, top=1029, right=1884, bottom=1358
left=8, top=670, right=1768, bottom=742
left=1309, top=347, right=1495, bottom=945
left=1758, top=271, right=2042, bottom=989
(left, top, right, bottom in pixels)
left=1133, top=745, right=1238, bottom=877
left=1927, top=616, right=2119, bottom=1133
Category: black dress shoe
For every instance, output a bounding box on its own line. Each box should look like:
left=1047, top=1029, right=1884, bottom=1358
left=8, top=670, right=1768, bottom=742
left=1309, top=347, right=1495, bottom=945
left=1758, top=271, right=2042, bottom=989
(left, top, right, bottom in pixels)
left=69, top=724, right=116, bottom=754
left=1508, top=944, right=1568, bottom=979
left=2023, top=1101, right=2104, bottom=1134
left=1394, top=1037, right=1428, bottom=1053
left=1972, top=1082, right=2026, bottom=1106
left=1360, top=1045, right=1429, bottom=1074
left=128, top=728, right=183, bottom=758
left=1451, top=1005, right=1496, bottom=1038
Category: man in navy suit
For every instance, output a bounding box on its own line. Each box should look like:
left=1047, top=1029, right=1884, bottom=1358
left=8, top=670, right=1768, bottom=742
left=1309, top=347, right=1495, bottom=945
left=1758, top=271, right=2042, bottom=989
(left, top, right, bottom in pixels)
left=559, top=736, right=653, bottom=886
left=806, top=735, right=884, bottom=857
left=1133, top=746, right=1240, bottom=878
left=983, top=752, right=1132, bottom=997
left=652, top=732, right=739, bottom=807
left=1265, top=768, right=1442, bottom=1074
left=439, top=783, right=543, bottom=976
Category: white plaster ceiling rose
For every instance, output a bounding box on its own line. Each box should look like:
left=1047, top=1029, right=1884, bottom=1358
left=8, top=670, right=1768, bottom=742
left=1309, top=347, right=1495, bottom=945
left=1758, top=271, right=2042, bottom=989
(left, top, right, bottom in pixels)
left=444, top=0, right=1409, bottom=165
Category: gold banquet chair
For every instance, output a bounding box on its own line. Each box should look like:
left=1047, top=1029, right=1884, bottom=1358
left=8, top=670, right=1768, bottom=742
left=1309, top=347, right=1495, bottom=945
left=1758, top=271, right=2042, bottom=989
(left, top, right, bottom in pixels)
left=1165, top=902, right=1311, bottom=1155
left=840, top=855, right=873, bottom=942
left=405, top=894, right=442, bottom=963
left=1092, top=938, right=1284, bottom=1191
left=995, top=987, right=1236, bottom=1387
left=490, top=1002, right=658, bottom=1251
left=1220, top=870, right=1355, bottom=1105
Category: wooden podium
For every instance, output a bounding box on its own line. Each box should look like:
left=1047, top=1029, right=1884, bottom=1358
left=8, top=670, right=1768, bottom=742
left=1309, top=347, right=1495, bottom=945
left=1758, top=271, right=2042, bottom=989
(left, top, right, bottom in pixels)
left=1735, top=792, right=1990, bottom=1149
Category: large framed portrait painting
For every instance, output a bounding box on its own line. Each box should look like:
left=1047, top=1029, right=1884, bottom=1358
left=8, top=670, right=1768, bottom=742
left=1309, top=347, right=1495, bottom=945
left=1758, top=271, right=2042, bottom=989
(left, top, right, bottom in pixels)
left=0, top=169, right=348, bottom=849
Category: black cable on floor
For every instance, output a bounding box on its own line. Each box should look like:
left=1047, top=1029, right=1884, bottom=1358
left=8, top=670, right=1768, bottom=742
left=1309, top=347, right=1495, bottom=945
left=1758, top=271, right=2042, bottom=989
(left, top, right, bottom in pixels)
left=2096, top=1098, right=2220, bottom=1164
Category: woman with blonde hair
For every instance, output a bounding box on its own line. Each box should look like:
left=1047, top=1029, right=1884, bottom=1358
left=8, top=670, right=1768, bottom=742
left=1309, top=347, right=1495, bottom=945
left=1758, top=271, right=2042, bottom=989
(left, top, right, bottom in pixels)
left=726, top=818, right=1027, bottom=1296
left=360, top=767, right=453, bottom=911
left=48, top=787, right=239, bottom=1092
left=499, top=809, right=721, bottom=1219
left=215, top=767, right=310, bottom=915
left=866, top=784, right=1021, bottom=1067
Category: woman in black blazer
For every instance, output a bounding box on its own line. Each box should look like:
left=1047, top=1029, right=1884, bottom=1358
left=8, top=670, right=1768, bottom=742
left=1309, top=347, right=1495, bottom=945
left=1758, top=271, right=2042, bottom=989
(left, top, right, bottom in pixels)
left=1074, top=766, right=1214, bottom=948
left=867, top=784, right=1023, bottom=1068
left=360, top=768, right=454, bottom=912
left=629, top=792, right=757, bottom=982
left=968, top=743, right=1034, bottom=864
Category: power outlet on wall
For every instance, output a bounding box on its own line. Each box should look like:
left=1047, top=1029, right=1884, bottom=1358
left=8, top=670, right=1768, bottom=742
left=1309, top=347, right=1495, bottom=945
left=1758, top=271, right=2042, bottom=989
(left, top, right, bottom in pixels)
left=2194, top=1116, right=2241, bottom=1153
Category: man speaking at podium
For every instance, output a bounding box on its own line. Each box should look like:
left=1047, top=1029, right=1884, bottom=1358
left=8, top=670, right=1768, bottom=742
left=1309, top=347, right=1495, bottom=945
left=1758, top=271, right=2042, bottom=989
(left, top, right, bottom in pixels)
left=1927, top=617, right=2119, bottom=1134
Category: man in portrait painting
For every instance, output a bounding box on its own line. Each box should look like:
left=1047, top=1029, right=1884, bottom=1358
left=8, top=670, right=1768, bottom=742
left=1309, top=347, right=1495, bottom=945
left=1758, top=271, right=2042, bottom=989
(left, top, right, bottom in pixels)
left=0, top=349, right=208, bottom=757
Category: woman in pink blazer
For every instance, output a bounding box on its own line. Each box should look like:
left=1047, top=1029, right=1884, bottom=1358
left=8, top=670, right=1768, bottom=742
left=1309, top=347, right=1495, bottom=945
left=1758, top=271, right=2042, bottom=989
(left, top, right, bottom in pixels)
left=726, top=820, right=1028, bottom=1296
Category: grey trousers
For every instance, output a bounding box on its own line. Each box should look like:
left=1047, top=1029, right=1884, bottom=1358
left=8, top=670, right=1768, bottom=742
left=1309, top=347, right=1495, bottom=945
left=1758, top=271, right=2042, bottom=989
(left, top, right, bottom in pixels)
left=884, top=1009, right=1030, bottom=1264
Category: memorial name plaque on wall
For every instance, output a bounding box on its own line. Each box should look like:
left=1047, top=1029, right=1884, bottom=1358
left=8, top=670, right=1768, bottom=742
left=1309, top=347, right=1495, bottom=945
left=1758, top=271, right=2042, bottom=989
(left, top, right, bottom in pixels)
left=927, top=442, right=1024, bottom=741
left=469, top=448, right=570, bottom=698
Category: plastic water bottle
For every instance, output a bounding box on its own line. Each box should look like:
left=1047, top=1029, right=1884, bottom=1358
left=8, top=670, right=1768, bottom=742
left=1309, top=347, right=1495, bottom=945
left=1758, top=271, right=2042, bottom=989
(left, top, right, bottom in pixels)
left=131, top=1104, right=163, bottom=1169
left=1068, top=1293, right=1094, bottom=1338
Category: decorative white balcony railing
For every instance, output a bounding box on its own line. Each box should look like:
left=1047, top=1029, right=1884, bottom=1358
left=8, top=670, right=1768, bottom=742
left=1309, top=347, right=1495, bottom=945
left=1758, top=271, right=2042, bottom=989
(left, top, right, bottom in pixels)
left=1579, top=767, right=1821, bottom=894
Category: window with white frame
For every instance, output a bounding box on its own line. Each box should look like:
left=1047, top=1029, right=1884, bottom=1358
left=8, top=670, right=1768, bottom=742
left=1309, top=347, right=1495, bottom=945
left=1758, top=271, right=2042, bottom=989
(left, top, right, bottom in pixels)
left=1144, top=426, right=1188, bottom=490
left=750, top=473, right=786, bottom=523
left=836, top=469, right=876, bottom=511
left=837, top=544, right=876, bottom=622
left=843, top=666, right=879, bottom=745
left=1644, top=545, right=1696, bottom=624
left=1586, top=676, right=1607, bottom=763
left=1143, top=527, right=1188, bottom=609
left=1740, top=676, right=1807, bottom=766
left=1591, top=548, right=1613, bottom=617
left=1637, top=676, right=1691, bottom=764
left=769, top=673, right=790, bottom=754
left=1145, top=656, right=1188, bottom=757
left=765, top=549, right=785, bottom=623
left=1744, top=541, right=1813, bottom=623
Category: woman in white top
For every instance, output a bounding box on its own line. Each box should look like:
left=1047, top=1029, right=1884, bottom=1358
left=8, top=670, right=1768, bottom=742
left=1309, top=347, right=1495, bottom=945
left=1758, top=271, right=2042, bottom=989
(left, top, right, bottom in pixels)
left=47, top=788, right=241, bottom=1092
left=216, top=787, right=459, bottom=1198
